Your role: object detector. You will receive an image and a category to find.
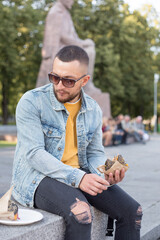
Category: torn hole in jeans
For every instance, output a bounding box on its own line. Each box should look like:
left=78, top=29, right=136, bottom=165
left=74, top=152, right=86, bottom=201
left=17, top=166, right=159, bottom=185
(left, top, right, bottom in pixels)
left=70, top=198, right=92, bottom=224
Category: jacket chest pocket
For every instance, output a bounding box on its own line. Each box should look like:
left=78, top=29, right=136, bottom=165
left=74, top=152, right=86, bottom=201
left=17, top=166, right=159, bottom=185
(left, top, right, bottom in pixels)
left=42, top=124, right=63, bottom=151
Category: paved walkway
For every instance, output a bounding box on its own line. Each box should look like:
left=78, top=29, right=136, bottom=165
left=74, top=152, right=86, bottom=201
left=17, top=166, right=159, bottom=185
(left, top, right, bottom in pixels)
left=105, top=134, right=160, bottom=239
left=0, top=134, right=160, bottom=239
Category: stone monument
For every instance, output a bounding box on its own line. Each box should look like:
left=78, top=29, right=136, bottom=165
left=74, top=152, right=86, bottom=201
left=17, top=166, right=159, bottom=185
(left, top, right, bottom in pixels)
left=36, top=0, right=111, bottom=117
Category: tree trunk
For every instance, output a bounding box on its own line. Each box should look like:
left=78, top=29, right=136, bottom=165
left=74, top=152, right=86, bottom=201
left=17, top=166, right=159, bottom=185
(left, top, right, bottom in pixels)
left=2, top=79, right=8, bottom=125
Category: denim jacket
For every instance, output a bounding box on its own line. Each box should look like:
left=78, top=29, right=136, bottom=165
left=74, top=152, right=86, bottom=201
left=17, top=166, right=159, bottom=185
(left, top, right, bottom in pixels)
left=11, top=84, right=106, bottom=207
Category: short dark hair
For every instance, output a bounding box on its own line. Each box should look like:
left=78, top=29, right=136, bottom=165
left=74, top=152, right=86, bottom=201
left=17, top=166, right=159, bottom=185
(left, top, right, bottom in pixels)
left=55, top=45, right=89, bottom=66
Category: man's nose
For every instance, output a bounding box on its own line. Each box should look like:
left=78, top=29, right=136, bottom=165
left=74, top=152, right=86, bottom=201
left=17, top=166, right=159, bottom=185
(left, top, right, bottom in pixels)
left=56, top=80, right=65, bottom=89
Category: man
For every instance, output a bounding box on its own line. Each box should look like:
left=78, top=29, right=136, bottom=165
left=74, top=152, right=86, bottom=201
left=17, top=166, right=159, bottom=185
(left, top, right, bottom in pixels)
left=12, top=46, right=142, bottom=240
left=132, top=116, right=149, bottom=143
left=121, top=115, right=134, bottom=144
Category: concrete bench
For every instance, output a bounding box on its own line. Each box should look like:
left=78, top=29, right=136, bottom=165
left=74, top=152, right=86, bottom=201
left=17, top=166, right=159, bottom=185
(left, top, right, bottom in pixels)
left=1, top=202, right=160, bottom=240
left=0, top=206, right=112, bottom=240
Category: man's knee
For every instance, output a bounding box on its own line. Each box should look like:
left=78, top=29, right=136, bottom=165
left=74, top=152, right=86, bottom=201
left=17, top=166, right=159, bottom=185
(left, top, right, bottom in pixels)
left=70, top=198, right=92, bottom=224
left=135, top=205, right=143, bottom=230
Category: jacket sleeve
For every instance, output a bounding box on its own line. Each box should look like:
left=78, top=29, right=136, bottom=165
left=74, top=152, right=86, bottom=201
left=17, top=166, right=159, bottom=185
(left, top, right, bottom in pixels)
left=86, top=108, right=106, bottom=176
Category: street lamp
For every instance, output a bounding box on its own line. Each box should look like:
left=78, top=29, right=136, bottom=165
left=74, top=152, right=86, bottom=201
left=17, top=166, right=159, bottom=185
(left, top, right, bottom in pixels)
left=154, top=73, right=159, bottom=133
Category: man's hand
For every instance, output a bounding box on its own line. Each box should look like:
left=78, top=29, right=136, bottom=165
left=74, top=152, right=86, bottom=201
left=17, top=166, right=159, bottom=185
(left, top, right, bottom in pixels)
left=105, top=168, right=125, bottom=185
left=138, top=130, right=143, bottom=135
left=79, top=173, right=110, bottom=196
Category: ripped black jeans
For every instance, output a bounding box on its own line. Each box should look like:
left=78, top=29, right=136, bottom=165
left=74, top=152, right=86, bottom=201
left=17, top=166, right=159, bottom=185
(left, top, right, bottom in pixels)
left=34, top=177, right=142, bottom=240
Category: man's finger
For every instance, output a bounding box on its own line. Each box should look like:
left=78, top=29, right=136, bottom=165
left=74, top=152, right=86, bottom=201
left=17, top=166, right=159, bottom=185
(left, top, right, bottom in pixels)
left=108, top=172, right=114, bottom=184
left=88, top=189, right=98, bottom=196
left=94, top=181, right=108, bottom=191
left=120, top=168, right=125, bottom=180
left=94, top=174, right=110, bottom=186
left=90, top=185, right=103, bottom=194
left=114, top=170, right=120, bottom=183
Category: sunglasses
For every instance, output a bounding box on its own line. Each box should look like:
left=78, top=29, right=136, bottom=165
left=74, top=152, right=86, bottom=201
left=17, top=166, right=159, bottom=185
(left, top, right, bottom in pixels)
left=48, top=72, right=86, bottom=88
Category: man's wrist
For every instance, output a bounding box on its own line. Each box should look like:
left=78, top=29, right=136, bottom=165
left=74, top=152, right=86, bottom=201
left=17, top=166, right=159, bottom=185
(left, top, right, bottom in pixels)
left=78, top=173, right=87, bottom=188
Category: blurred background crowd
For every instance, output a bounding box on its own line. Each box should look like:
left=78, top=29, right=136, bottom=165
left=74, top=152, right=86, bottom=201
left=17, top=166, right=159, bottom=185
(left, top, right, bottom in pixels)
left=102, top=114, right=150, bottom=147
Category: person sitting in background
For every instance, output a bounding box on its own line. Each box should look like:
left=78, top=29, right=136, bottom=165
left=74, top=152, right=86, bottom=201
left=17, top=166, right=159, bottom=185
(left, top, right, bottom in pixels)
left=113, top=114, right=125, bottom=145
left=132, top=116, right=150, bottom=143
left=121, top=115, right=134, bottom=144
left=107, top=118, right=123, bottom=146
left=102, top=117, right=113, bottom=147
left=116, top=114, right=124, bottom=131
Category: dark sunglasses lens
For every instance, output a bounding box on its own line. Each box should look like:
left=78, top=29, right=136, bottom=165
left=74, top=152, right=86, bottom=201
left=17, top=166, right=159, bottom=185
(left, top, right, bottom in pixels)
left=49, top=74, right=60, bottom=85
left=62, top=79, right=75, bottom=88
left=49, top=74, right=75, bottom=88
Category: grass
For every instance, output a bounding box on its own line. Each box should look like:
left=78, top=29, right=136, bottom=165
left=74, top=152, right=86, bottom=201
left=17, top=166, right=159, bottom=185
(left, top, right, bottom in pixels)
left=0, top=122, right=16, bottom=125
left=0, top=141, right=17, bottom=147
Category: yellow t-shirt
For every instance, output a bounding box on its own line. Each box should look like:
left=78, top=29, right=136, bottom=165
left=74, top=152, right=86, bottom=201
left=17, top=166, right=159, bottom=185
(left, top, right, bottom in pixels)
left=61, top=99, right=81, bottom=168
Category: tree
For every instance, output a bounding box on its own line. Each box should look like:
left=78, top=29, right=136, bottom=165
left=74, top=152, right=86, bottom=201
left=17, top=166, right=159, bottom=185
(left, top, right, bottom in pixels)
left=0, top=0, right=47, bottom=124
left=0, top=1, right=19, bottom=124
left=72, top=0, right=160, bottom=118
left=118, top=10, right=156, bottom=117
left=72, top=0, right=124, bottom=113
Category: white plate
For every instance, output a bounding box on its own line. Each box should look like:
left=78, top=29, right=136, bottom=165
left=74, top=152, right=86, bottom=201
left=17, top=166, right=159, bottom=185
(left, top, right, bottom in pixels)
left=0, top=209, right=43, bottom=225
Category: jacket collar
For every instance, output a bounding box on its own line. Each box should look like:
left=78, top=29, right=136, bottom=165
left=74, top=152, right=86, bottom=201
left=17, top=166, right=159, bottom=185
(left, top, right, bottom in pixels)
left=49, top=84, right=93, bottom=112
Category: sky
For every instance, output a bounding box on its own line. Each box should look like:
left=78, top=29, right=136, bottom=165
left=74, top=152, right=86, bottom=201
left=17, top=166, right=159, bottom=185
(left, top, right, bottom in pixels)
left=124, top=0, right=160, bottom=14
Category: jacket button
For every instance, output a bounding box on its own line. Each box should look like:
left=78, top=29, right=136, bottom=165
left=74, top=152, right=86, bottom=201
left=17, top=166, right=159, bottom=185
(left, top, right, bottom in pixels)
left=58, top=147, right=61, bottom=151
left=32, top=180, right=36, bottom=184
left=71, top=182, right=75, bottom=187
left=48, top=130, right=52, bottom=134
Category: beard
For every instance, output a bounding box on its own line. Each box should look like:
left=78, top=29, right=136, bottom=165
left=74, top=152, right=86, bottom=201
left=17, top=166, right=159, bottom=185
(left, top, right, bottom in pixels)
left=54, top=88, right=81, bottom=103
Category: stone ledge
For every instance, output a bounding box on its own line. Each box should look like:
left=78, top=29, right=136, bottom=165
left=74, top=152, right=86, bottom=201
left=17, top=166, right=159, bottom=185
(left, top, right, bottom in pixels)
left=0, top=206, right=111, bottom=240
left=0, top=202, right=160, bottom=240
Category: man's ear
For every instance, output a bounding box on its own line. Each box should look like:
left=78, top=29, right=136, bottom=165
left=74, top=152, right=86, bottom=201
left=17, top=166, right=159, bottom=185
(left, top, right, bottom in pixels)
left=82, top=75, right=90, bottom=87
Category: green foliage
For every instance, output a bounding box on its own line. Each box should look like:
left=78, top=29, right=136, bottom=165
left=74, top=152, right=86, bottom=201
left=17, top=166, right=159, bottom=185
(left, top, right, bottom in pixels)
left=0, top=141, right=17, bottom=147
left=72, top=0, right=160, bottom=118
left=0, top=0, right=47, bottom=123
left=0, top=0, right=160, bottom=123
left=118, top=11, right=156, bottom=117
